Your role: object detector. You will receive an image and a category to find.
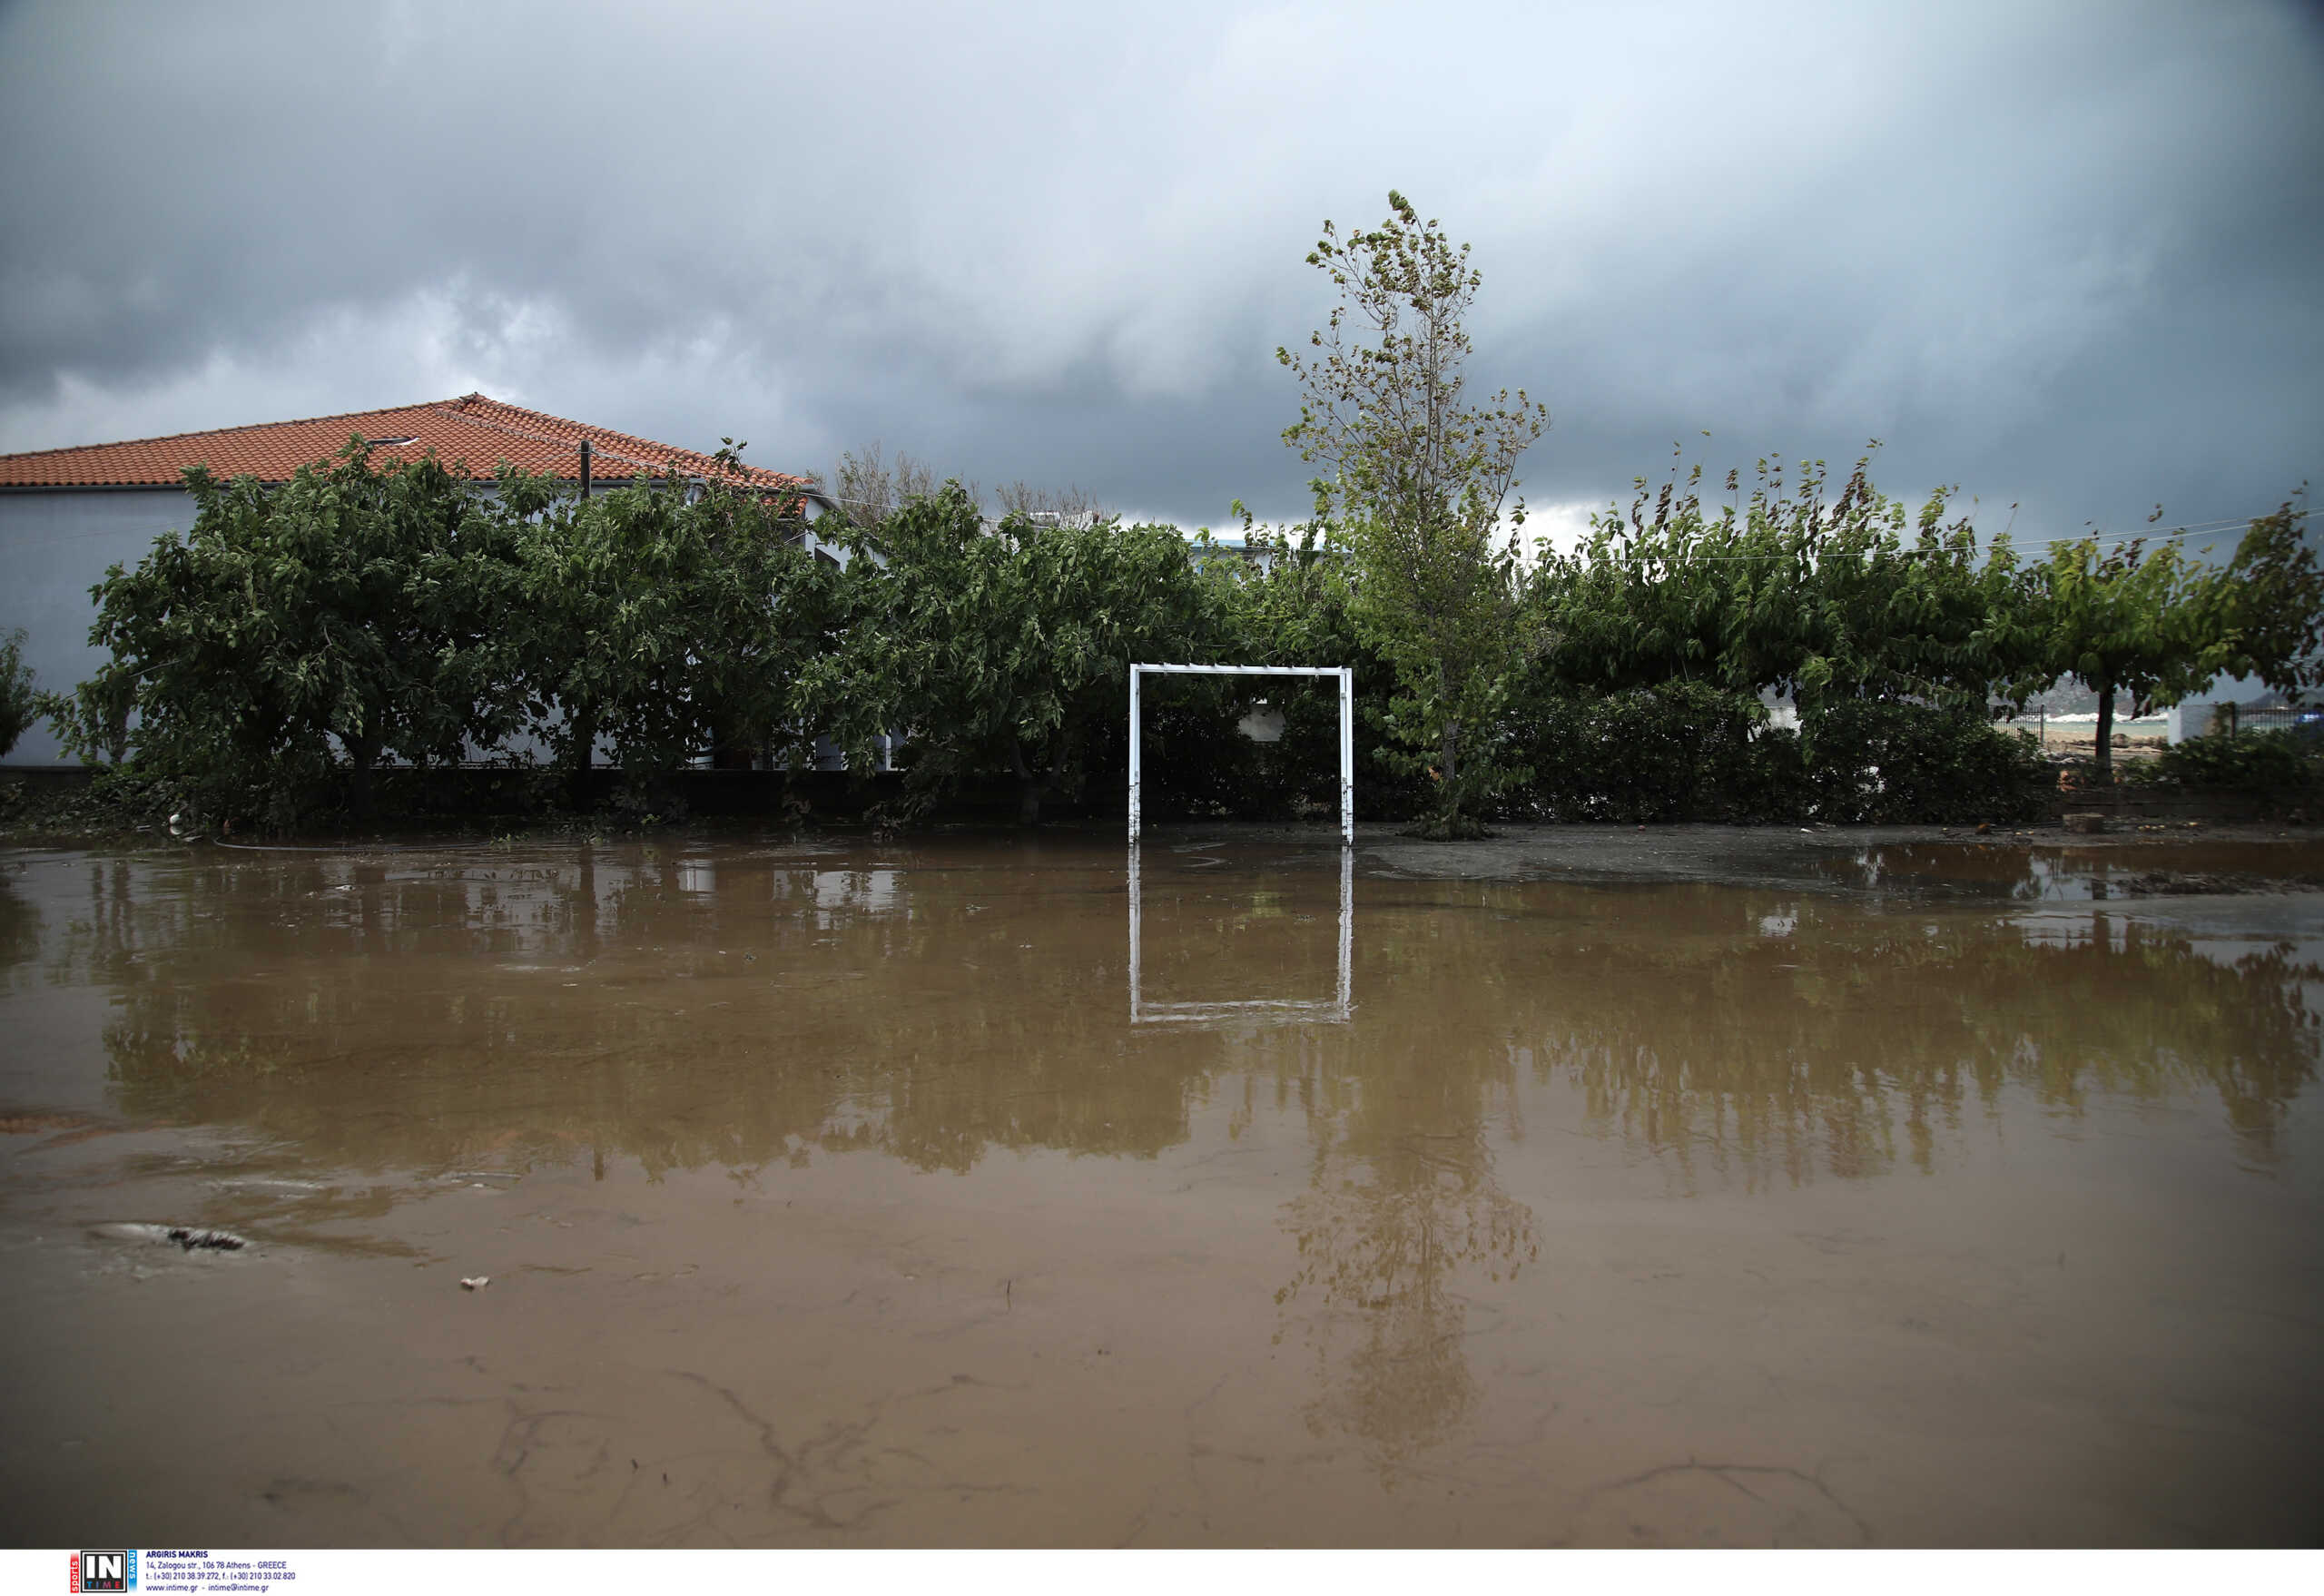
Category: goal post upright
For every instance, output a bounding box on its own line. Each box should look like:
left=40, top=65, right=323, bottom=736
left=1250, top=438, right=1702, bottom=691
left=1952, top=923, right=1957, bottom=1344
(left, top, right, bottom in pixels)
left=1128, top=663, right=1354, bottom=847
left=1128, top=665, right=1143, bottom=842
left=1337, top=665, right=1353, bottom=846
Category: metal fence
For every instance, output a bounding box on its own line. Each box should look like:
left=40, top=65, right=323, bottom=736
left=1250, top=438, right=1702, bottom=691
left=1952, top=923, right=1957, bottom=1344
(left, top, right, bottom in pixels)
left=2202, top=705, right=2324, bottom=737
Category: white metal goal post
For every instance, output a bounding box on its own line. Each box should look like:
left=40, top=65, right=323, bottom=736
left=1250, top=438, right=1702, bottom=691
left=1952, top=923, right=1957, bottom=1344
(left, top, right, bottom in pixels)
left=1128, top=664, right=1354, bottom=845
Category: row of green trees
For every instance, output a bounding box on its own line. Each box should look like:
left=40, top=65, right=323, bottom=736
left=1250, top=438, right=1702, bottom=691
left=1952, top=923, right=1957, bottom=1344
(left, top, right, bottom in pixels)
left=13, top=429, right=2312, bottom=834
left=1530, top=454, right=2318, bottom=783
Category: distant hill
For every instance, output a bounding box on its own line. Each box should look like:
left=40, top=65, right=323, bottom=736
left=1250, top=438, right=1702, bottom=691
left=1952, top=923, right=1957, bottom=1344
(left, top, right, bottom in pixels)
left=2018, top=683, right=2310, bottom=717
left=2018, top=684, right=2140, bottom=717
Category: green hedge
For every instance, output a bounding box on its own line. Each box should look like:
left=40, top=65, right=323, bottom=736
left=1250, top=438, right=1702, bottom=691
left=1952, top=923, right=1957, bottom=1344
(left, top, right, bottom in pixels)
left=1801, top=700, right=2049, bottom=823
left=1511, top=685, right=2047, bottom=823
left=2152, top=728, right=2324, bottom=797
left=1513, top=683, right=1802, bottom=823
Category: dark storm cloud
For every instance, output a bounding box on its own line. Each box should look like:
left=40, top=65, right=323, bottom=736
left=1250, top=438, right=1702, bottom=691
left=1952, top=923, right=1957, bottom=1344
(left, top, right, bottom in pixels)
left=2, top=0, right=2319, bottom=541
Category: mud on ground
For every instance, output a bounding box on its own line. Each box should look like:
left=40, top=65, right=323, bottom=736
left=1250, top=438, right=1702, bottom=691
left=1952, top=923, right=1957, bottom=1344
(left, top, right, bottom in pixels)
left=1161, top=817, right=2324, bottom=901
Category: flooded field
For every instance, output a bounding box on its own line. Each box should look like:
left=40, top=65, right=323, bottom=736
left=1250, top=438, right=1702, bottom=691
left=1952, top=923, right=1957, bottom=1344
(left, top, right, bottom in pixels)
left=2, top=829, right=2319, bottom=1547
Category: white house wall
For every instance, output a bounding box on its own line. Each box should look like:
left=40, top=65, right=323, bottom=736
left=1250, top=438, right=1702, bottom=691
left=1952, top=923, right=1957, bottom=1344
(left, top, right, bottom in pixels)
left=2166, top=675, right=2266, bottom=742
left=0, top=488, right=192, bottom=764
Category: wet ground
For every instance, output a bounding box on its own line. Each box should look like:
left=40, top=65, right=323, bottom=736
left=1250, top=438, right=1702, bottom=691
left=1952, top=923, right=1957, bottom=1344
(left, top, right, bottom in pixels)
left=2, top=824, right=2319, bottom=1547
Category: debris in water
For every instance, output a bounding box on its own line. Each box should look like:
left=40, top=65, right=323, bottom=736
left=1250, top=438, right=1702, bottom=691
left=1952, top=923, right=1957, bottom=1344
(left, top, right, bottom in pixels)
left=93, top=1223, right=248, bottom=1251
left=460, top=1276, right=490, bottom=1290
left=167, top=1227, right=246, bottom=1251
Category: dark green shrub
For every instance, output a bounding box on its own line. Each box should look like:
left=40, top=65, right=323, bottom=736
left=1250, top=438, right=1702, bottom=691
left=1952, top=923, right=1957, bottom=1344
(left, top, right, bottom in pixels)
left=1510, top=689, right=2046, bottom=824
left=2153, top=728, right=2322, bottom=797
left=0, top=764, right=182, bottom=840
left=1801, top=701, right=2047, bottom=823
left=1118, top=679, right=1264, bottom=821
left=1514, top=683, right=1806, bottom=823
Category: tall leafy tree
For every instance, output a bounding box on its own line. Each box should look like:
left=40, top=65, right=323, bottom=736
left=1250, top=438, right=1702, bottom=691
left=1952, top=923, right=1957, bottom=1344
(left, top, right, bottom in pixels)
left=2025, top=535, right=2229, bottom=783
left=1279, top=191, right=1549, bottom=838
left=509, top=459, right=833, bottom=792
left=2217, top=497, right=2321, bottom=696
left=1205, top=514, right=1427, bottom=819
left=808, top=483, right=1221, bottom=824
left=1531, top=449, right=2041, bottom=713
left=78, top=441, right=520, bottom=823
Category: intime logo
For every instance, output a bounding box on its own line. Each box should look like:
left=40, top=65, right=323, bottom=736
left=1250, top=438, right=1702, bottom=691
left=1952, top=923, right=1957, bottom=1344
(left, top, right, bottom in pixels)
left=71, top=1550, right=134, bottom=1592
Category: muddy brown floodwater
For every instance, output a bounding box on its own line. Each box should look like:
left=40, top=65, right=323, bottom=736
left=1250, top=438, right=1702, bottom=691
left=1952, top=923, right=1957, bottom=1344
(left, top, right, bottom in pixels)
left=2, top=826, right=2320, bottom=1547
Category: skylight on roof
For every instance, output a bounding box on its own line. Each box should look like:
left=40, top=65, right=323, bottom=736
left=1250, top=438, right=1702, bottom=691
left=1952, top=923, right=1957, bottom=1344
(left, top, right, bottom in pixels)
left=368, top=435, right=419, bottom=447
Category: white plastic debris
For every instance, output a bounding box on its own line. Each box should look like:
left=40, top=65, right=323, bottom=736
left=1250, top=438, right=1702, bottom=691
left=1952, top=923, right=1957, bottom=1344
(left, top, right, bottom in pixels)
left=460, top=1276, right=490, bottom=1290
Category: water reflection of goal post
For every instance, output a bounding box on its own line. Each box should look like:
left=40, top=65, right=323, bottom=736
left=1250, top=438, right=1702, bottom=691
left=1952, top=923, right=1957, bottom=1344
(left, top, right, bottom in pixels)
left=1128, top=845, right=1354, bottom=1025
left=1128, top=664, right=1354, bottom=846
left=1127, top=664, right=1355, bottom=1024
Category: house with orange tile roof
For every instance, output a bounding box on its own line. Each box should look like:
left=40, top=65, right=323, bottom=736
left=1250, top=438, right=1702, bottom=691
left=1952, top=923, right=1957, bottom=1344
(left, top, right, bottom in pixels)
left=0, top=395, right=831, bottom=764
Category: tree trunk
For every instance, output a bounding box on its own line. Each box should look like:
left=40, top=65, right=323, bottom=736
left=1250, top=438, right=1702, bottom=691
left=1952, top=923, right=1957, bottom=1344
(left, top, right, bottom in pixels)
left=709, top=719, right=754, bottom=770
left=349, top=722, right=382, bottom=819
left=2093, top=676, right=2115, bottom=785
left=1009, top=734, right=1043, bottom=826
left=568, top=707, right=598, bottom=810
left=1433, top=646, right=1466, bottom=831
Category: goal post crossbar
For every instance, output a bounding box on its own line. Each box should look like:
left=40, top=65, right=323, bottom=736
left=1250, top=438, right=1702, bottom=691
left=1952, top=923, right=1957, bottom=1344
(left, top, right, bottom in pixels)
left=1128, top=663, right=1354, bottom=845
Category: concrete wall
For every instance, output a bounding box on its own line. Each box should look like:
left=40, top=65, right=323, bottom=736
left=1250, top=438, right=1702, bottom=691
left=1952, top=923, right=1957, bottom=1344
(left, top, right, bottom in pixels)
left=0, top=488, right=193, bottom=764
left=2166, top=675, right=2267, bottom=743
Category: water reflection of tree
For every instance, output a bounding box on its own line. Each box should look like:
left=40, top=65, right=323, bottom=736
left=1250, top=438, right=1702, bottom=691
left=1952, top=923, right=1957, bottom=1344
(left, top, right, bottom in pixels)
left=1248, top=881, right=2321, bottom=1477
left=1523, top=892, right=2322, bottom=1186
left=1261, top=950, right=1541, bottom=1480
left=57, top=859, right=2324, bottom=1193
left=0, top=870, right=41, bottom=981
left=1822, top=843, right=2060, bottom=901
left=73, top=851, right=1219, bottom=1178
left=1274, top=1127, right=1536, bottom=1474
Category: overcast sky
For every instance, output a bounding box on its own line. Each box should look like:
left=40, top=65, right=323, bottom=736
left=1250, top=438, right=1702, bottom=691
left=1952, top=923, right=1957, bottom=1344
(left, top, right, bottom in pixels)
left=2, top=0, right=2319, bottom=547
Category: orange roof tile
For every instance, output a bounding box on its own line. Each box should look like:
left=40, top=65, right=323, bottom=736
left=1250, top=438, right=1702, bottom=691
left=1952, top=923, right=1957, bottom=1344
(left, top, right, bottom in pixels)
left=0, top=393, right=817, bottom=496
